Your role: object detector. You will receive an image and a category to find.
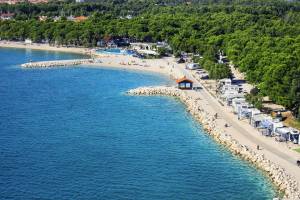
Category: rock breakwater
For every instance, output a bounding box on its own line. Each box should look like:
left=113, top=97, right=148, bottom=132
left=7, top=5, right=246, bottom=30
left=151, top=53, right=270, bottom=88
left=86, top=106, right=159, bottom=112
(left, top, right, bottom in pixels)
left=21, top=59, right=97, bottom=68
left=127, top=86, right=300, bottom=200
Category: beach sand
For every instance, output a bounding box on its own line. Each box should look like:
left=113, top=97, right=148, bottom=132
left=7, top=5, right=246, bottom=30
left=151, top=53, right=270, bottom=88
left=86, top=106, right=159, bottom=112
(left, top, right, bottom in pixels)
left=89, top=53, right=185, bottom=79
left=0, top=41, right=90, bottom=55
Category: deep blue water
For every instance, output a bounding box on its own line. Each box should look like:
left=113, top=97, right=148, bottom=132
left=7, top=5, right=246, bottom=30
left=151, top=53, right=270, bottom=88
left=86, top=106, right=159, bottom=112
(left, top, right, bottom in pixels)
left=0, top=48, right=277, bottom=200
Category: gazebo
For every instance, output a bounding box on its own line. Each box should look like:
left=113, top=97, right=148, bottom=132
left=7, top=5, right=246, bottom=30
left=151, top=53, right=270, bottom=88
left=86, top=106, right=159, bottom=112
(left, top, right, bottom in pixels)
left=176, top=76, right=193, bottom=90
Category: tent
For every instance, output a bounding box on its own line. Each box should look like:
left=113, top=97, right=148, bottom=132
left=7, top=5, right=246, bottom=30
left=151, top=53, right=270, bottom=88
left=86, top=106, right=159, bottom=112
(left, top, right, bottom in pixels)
left=250, top=114, right=272, bottom=128
left=248, top=108, right=261, bottom=120
left=232, top=98, right=246, bottom=114
left=221, top=84, right=241, bottom=94
left=275, top=127, right=290, bottom=142
left=238, top=107, right=252, bottom=120
left=270, top=121, right=284, bottom=135
left=289, top=128, right=299, bottom=144
left=221, top=91, right=244, bottom=106
left=260, top=118, right=273, bottom=136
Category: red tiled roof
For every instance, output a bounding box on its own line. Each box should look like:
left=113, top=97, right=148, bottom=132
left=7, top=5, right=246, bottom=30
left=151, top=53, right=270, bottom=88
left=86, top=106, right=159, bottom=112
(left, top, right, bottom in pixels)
left=74, top=16, right=88, bottom=22
left=1, top=13, right=14, bottom=17
left=176, top=76, right=193, bottom=83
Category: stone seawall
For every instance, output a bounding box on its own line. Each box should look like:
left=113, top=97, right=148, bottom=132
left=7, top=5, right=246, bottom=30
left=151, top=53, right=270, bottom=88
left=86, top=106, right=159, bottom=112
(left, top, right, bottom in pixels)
left=127, top=86, right=300, bottom=200
left=21, top=59, right=96, bottom=68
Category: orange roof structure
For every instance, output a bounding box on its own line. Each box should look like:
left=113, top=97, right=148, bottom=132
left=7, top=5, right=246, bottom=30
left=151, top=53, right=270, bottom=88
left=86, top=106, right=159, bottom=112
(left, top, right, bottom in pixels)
left=74, top=16, right=88, bottom=22
left=176, top=76, right=193, bottom=83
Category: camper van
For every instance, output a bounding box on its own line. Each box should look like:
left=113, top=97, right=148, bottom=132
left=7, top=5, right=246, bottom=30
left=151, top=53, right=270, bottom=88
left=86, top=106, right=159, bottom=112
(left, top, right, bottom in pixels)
left=186, top=63, right=200, bottom=70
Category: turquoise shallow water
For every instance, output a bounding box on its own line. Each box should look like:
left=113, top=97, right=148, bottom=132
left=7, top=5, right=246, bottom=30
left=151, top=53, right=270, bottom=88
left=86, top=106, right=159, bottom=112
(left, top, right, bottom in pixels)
left=0, top=48, right=277, bottom=199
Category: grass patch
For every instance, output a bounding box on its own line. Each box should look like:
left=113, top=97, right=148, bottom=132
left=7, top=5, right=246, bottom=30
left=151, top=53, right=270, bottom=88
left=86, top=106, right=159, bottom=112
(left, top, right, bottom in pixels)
left=283, top=116, right=300, bottom=130
left=294, top=148, right=300, bottom=153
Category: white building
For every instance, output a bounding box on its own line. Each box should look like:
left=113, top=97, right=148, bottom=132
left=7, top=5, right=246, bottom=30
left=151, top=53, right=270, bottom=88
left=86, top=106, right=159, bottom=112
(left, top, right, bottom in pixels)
left=130, top=43, right=158, bottom=55
left=25, top=39, right=32, bottom=45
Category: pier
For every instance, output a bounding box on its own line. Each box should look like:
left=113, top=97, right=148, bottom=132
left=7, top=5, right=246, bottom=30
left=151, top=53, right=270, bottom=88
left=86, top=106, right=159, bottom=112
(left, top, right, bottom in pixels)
left=21, top=59, right=100, bottom=68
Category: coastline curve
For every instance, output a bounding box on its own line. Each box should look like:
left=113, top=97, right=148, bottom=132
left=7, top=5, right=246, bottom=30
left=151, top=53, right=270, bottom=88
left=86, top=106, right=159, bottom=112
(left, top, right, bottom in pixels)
left=127, top=86, right=300, bottom=200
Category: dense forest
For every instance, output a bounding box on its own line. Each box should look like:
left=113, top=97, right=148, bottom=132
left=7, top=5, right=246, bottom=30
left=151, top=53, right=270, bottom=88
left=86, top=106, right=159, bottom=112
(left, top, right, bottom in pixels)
left=0, top=0, right=300, bottom=117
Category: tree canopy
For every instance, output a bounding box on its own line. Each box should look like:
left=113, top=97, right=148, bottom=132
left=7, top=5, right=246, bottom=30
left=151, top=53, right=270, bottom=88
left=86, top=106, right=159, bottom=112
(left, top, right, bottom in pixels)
left=0, top=0, right=300, bottom=117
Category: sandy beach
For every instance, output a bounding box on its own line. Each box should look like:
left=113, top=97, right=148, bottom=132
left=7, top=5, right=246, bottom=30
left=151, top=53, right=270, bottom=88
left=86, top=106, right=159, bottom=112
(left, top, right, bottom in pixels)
left=0, top=41, right=184, bottom=78
left=89, top=54, right=184, bottom=78
left=1, top=41, right=300, bottom=198
left=0, top=41, right=90, bottom=55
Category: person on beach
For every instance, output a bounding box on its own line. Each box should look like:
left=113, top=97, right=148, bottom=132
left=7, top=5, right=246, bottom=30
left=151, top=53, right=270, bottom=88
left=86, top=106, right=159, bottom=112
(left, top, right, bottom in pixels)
left=257, top=145, right=260, bottom=150
left=214, top=113, right=218, bottom=119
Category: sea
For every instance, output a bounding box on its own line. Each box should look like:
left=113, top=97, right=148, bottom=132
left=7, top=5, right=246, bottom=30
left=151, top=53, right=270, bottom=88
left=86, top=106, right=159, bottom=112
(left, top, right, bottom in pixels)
left=0, top=48, right=277, bottom=200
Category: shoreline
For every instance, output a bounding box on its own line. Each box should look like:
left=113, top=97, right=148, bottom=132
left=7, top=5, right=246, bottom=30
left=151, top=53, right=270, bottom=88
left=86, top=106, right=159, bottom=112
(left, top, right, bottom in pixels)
left=127, top=86, right=300, bottom=199
left=0, top=41, right=180, bottom=78
left=1, top=41, right=300, bottom=199
left=0, top=41, right=90, bottom=55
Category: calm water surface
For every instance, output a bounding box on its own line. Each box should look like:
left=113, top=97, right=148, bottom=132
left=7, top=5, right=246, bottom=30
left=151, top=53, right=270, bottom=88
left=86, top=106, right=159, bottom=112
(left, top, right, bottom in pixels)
left=0, top=48, right=277, bottom=199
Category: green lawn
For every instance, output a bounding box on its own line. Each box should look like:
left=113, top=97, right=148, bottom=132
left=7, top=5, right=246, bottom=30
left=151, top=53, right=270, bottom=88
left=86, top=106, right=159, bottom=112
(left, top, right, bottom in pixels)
left=294, top=148, right=300, bottom=154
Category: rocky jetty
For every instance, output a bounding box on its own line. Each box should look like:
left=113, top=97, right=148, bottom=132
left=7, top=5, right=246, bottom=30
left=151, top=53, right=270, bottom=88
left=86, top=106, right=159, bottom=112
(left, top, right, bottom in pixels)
left=127, top=86, right=300, bottom=200
left=21, top=59, right=97, bottom=68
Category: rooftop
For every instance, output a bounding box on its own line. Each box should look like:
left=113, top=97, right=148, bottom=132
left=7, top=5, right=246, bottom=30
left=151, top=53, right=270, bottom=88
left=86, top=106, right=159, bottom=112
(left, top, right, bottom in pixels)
left=176, top=76, right=193, bottom=83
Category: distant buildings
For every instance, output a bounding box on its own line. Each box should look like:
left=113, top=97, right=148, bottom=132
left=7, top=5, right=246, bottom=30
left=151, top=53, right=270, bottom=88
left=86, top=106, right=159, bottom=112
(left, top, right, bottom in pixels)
left=130, top=43, right=158, bottom=56
left=74, top=16, right=88, bottom=22
left=24, top=38, right=32, bottom=44
left=61, top=15, right=88, bottom=22
left=0, top=13, right=14, bottom=20
left=53, top=16, right=61, bottom=22
left=28, top=0, right=48, bottom=3
left=75, top=0, right=85, bottom=2
left=40, top=14, right=90, bottom=23
left=96, top=38, right=130, bottom=48
left=67, top=16, right=75, bottom=21
left=38, top=15, right=47, bottom=21
left=0, top=0, right=48, bottom=4
left=119, top=15, right=133, bottom=20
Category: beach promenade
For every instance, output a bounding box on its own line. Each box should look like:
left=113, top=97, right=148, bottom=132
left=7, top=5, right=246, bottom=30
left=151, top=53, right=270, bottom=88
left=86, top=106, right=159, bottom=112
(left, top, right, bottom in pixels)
left=170, top=63, right=300, bottom=199
left=175, top=63, right=300, bottom=165
left=1, top=42, right=300, bottom=199
left=127, top=86, right=300, bottom=199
